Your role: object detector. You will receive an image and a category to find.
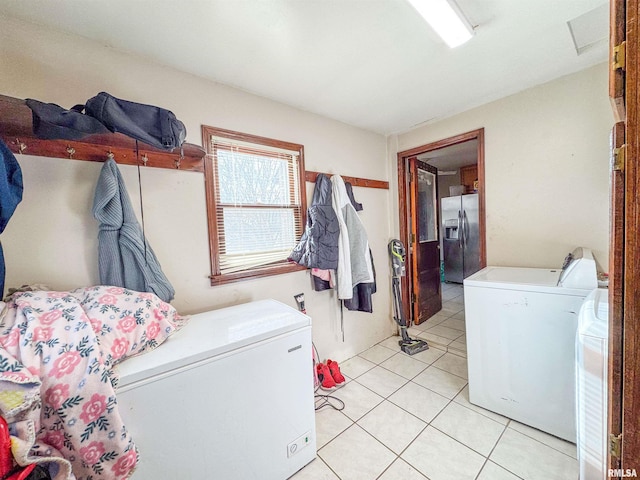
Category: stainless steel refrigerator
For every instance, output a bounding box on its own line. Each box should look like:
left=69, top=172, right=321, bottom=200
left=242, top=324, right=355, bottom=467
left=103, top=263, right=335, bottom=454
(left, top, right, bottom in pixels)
left=441, top=193, right=480, bottom=283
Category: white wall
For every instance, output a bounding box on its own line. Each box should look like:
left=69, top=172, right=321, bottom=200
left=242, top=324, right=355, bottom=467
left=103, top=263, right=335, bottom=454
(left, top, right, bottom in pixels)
left=391, top=63, right=613, bottom=271
left=0, top=16, right=394, bottom=363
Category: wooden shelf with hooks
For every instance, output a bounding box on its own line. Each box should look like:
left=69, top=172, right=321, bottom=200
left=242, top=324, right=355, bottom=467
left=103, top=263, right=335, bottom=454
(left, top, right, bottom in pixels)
left=0, top=93, right=206, bottom=172
left=305, top=170, right=389, bottom=189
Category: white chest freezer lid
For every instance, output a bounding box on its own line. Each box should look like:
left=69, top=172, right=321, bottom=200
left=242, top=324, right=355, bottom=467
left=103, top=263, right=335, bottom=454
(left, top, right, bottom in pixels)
left=578, top=288, right=609, bottom=339
left=116, top=299, right=310, bottom=388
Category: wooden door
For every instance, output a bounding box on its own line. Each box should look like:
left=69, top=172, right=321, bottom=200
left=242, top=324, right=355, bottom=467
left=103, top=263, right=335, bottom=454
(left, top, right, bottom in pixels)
left=408, top=158, right=442, bottom=322
left=608, top=0, right=640, bottom=468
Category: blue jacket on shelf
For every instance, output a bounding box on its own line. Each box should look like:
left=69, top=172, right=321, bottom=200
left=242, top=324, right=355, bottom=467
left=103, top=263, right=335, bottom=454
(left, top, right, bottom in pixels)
left=0, top=139, right=23, bottom=297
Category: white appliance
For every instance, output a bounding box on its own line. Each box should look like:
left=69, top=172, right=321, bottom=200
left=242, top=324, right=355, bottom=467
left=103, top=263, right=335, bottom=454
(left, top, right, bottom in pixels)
left=116, top=299, right=316, bottom=480
left=464, top=247, right=598, bottom=442
left=576, top=288, right=609, bottom=480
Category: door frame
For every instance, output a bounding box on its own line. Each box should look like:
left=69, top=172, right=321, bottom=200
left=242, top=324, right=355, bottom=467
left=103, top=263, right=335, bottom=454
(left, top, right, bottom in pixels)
left=396, top=127, right=486, bottom=324
left=609, top=0, right=640, bottom=466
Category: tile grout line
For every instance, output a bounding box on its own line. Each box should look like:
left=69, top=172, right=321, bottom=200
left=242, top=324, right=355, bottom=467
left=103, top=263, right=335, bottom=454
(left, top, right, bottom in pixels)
left=390, top=381, right=468, bottom=478
left=368, top=339, right=577, bottom=465
left=449, top=393, right=509, bottom=426
left=342, top=343, right=465, bottom=478
left=504, top=424, right=578, bottom=461
left=375, top=299, right=475, bottom=477
left=470, top=423, right=524, bottom=480
left=338, top=421, right=402, bottom=479
left=325, top=291, right=574, bottom=480
left=322, top=290, right=464, bottom=479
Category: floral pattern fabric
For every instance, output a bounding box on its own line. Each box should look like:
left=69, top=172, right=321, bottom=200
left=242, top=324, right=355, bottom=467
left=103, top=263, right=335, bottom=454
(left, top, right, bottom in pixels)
left=0, top=286, right=187, bottom=480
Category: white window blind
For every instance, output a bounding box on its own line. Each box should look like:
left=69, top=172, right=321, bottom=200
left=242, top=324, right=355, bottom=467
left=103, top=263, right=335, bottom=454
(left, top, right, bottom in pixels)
left=211, top=138, right=303, bottom=275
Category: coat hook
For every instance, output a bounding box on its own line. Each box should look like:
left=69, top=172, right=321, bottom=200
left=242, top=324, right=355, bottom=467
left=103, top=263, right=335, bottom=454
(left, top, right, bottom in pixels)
left=15, top=138, right=27, bottom=154
left=106, top=151, right=115, bottom=160
left=141, top=154, right=148, bottom=166
left=175, top=147, right=184, bottom=169
left=66, top=145, right=76, bottom=159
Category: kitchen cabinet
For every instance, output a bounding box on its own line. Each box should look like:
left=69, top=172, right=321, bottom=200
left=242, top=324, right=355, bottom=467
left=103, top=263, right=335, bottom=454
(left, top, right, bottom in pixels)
left=460, top=164, right=478, bottom=192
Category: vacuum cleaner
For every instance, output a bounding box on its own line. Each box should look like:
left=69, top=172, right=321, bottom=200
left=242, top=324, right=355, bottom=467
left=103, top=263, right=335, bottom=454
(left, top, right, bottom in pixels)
left=388, top=239, right=430, bottom=355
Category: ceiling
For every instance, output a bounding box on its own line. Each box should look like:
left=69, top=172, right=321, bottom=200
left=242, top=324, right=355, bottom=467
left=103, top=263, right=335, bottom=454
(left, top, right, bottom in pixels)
left=0, top=0, right=609, bottom=135
left=419, top=139, right=478, bottom=170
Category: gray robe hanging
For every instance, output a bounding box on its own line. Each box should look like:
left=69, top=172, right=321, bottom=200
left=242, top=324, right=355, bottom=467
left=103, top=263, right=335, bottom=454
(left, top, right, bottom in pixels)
left=92, top=158, right=174, bottom=302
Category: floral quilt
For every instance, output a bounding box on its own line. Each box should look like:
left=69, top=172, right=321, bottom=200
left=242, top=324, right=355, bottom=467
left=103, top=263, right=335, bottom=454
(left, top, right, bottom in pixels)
left=0, top=286, right=187, bottom=480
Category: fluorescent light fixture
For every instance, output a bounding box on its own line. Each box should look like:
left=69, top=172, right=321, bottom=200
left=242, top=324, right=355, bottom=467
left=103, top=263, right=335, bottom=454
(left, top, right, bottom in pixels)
left=407, top=0, right=474, bottom=48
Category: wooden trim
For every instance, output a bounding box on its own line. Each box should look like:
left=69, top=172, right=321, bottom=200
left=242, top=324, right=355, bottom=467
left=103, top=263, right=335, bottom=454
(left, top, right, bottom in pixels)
left=0, top=94, right=205, bottom=172
left=209, top=262, right=307, bottom=286
left=409, top=159, right=419, bottom=322
left=203, top=125, right=304, bottom=153
left=621, top=0, right=640, bottom=465
left=397, top=155, right=411, bottom=324
left=202, top=151, right=221, bottom=280
left=609, top=122, right=625, bottom=470
left=397, top=128, right=486, bottom=323
left=476, top=129, right=487, bottom=267
left=305, top=170, right=389, bottom=189
left=398, top=129, right=484, bottom=159
left=610, top=0, right=626, bottom=122
left=201, top=124, right=308, bottom=286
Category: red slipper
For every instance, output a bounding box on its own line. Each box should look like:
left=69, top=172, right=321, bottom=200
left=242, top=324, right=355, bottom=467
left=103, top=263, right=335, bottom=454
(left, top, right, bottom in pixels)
left=316, top=363, right=337, bottom=390
left=327, top=359, right=346, bottom=384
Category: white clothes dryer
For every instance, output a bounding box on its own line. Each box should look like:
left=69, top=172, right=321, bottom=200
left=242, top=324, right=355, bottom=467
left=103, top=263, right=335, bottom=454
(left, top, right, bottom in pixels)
left=576, top=288, right=609, bottom=479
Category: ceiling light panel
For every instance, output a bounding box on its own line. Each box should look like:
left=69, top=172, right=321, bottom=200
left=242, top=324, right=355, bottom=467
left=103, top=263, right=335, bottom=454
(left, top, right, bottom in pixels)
left=406, top=0, right=474, bottom=48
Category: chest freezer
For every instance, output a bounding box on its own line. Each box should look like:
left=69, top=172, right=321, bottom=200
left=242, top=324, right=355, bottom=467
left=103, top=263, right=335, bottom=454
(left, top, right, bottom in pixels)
left=116, top=299, right=316, bottom=479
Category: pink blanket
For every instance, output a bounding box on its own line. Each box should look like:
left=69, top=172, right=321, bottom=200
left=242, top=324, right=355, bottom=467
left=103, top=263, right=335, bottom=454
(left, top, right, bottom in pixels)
left=0, top=286, right=186, bottom=480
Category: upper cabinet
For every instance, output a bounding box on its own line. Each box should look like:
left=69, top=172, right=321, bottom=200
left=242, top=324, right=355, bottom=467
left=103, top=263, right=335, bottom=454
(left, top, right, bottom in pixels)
left=460, top=164, right=478, bottom=193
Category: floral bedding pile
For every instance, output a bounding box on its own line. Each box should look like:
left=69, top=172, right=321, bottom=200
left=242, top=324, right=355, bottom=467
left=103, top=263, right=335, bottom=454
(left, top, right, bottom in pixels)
left=0, top=286, right=187, bottom=480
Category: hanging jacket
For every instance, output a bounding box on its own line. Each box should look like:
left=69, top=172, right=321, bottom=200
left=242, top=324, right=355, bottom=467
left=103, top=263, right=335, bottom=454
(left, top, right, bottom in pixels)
left=0, top=139, right=23, bottom=297
left=342, top=182, right=376, bottom=312
left=92, top=158, right=175, bottom=302
left=331, top=175, right=373, bottom=300
left=289, top=173, right=340, bottom=270
left=344, top=249, right=377, bottom=312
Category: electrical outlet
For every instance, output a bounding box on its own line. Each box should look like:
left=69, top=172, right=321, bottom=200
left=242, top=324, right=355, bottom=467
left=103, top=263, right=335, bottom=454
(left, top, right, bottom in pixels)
left=287, top=431, right=311, bottom=458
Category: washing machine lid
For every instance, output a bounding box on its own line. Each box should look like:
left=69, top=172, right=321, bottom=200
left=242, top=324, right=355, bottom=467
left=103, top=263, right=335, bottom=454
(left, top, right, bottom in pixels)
left=116, top=299, right=310, bottom=388
left=463, top=266, right=591, bottom=296
left=465, top=266, right=561, bottom=286
left=578, top=288, right=609, bottom=339
left=557, top=247, right=598, bottom=290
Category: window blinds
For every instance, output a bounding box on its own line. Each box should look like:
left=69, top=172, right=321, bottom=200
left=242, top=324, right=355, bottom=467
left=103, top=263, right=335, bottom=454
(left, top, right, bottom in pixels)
left=211, top=138, right=303, bottom=274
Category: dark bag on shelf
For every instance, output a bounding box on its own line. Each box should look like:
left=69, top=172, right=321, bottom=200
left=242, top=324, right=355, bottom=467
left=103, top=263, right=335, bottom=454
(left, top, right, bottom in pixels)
left=84, top=92, right=186, bottom=150
left=25, top=99, right=110, bottom=140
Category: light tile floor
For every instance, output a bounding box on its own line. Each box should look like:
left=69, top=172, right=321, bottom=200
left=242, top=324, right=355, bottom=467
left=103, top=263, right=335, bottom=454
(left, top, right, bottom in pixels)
left=292, top=283, right=578, bottom=480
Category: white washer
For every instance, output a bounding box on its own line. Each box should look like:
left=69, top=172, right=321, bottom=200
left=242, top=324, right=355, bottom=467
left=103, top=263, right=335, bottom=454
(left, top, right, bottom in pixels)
left=463, top=247, right=598, bottom=442
left=576, top=288, right=609, bottom=480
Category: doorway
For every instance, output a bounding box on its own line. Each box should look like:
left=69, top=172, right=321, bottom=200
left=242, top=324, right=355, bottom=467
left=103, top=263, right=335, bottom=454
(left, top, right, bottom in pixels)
left=397, top=128, right=486, bottom=325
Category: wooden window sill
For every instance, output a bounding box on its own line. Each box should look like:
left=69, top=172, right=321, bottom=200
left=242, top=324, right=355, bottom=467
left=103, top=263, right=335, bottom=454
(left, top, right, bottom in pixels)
left=209, top=262, right=307, bottom=286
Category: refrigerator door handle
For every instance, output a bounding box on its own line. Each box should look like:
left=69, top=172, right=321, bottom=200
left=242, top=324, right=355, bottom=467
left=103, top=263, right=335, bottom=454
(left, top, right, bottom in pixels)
left=458, top=210, right=463, bottom=248
left=463, top=209, right=468, bottom=249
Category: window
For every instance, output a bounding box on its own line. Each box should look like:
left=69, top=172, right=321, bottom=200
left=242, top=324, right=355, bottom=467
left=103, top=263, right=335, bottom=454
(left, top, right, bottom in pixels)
left=202, top=126, right=307, bottom=285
